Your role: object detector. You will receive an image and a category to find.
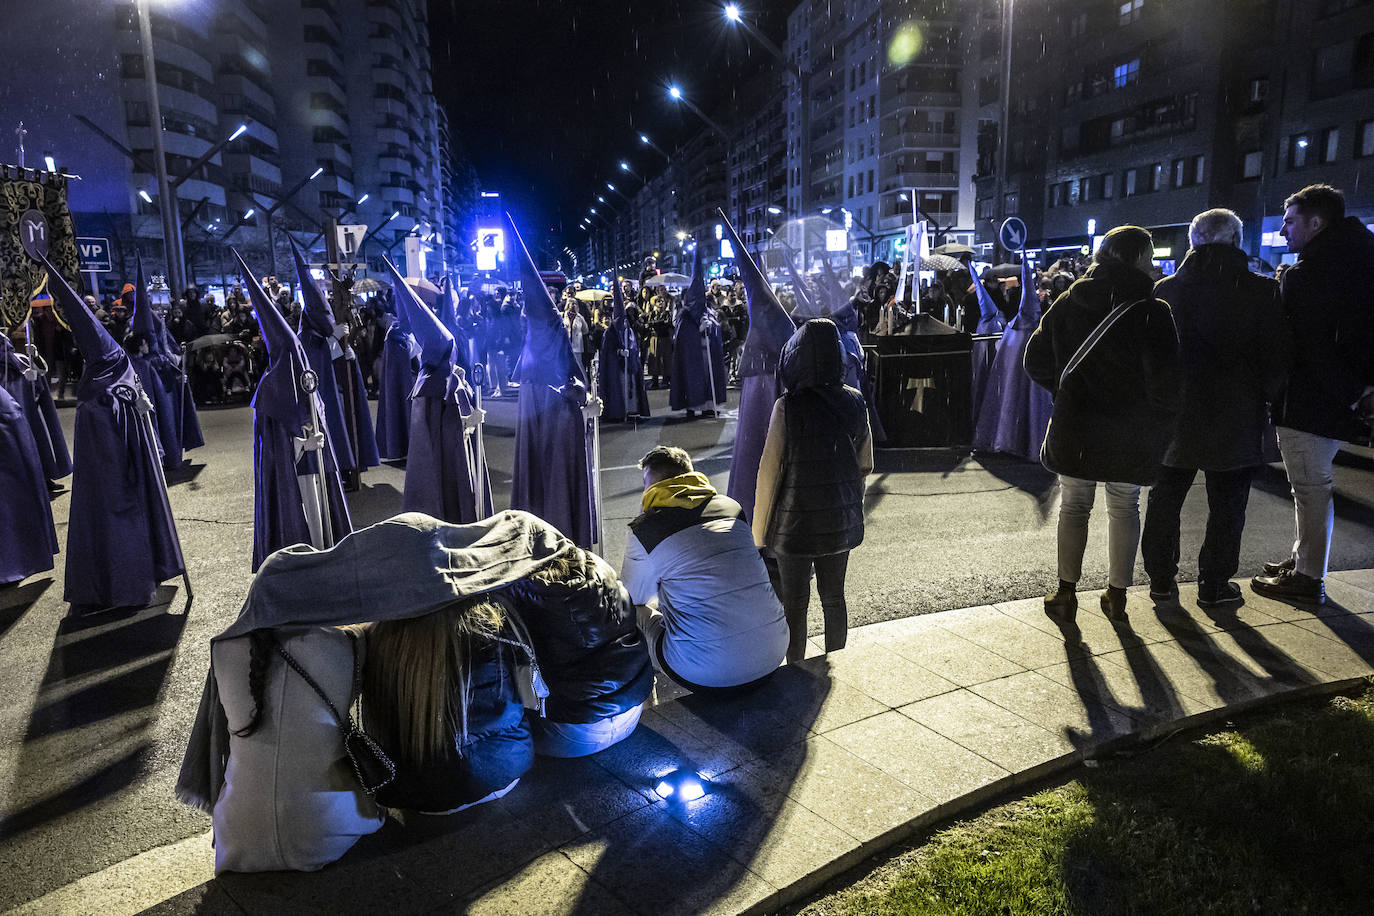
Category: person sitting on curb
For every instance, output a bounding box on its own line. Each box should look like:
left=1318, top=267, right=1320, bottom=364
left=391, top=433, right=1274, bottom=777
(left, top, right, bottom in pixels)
left=620, top=446, right=789, bottom=693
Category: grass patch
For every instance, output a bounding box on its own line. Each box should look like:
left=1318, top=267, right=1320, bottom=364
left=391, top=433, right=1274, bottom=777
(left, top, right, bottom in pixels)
left=794, top=686, right=1374, bottom=916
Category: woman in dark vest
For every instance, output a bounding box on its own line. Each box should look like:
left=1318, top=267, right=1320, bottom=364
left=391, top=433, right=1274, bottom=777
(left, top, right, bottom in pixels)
left=752, top=318, right=873, bottom=662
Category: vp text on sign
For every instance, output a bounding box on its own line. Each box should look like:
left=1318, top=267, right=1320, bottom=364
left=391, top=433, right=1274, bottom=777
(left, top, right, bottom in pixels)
left=77, top=237, right=113, bottom=273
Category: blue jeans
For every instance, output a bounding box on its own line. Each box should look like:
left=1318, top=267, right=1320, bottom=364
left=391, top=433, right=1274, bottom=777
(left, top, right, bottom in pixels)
left=1277, top=427, right=1343, bottom=579
left=530, top=704, right=644, bottom=758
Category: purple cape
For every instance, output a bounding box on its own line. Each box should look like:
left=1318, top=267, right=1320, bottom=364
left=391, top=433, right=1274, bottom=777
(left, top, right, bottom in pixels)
left=972, top=257, right=1051, bottom=459
left=129, top=254, right=203, bottom=467
left=969, top=277, right=1008, bottom=422
left=0, top=385, right=59, bottom=584
left=670, top=244, right=727, bottom=410
left=0, top=334, right=71, bottom=479
left=41, top=257, right=184, bottom=608
left=384, top=257, right=490, bottom=522
left=506, top=213, right=595, bottom=547
left=600, top=279, right=650, bottom=421
left=719, top=214, right=796, bottom=519
left=290, top=239, right=380, bottom=472
left=236, top=251, right=352, bottom=571
left=374, top=311, right=416, bottom=461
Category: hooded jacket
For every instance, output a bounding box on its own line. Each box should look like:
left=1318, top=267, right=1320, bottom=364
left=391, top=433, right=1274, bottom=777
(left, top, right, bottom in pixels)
left=1272, top=216, right=1374, bottom=442
left=754, top=319, right=872, bottom=556
left=1025, top=260, right=1181, bottom=485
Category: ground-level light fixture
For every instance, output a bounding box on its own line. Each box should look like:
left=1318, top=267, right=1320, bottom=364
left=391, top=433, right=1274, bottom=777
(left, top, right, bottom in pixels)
left=654, top=769, right=709, bottom=802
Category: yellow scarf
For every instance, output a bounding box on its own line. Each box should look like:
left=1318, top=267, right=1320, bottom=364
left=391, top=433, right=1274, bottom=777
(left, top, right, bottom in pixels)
left=641, top=472, right=716, bottom=512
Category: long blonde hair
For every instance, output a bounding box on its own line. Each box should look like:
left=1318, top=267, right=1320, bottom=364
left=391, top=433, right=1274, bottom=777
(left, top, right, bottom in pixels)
left=360, top=597, right=505, bottom=768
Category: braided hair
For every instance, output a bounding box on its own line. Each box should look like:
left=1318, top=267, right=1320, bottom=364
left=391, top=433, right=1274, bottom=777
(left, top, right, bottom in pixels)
left=233, top=630, right=278, bottom=738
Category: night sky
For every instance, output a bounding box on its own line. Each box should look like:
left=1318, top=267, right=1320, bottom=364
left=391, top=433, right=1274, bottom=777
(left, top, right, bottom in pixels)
left=429, top=0, right=793, bottom=256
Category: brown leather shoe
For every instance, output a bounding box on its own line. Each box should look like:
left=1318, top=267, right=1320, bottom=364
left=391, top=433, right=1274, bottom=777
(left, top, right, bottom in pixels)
left=1251, top=569, right=1325, bottom=605
left=1044, top=587, right=1077, bottom=622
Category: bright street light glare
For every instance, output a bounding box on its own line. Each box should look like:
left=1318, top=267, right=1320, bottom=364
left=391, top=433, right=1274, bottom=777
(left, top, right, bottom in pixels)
left=138, top=189, right=153, bottom=203
left=639, top=134, right=650, bottom=144
left=767, top=206, right=782, bottom=215
left=480, top=191, right=501, bottom=198
left=229, top=124, right=248, bottom=141
left=357, top=193, right=369, bottom=205
left=820, top=207, right=833, bottom=214
left=724, top=3, right=741, bottom=22
left=590, top=207, right=597, bottom=214
left=387, top=210, right=399, bottom=221
left=668, top=86, right=682, bottom=100
left=309, top=166, right=324, bottom=179
left=243, top=208, right=254, bottom=219
left=44, top=155, right=56, bottom=173
left=606, top=183, right=615, bottom=191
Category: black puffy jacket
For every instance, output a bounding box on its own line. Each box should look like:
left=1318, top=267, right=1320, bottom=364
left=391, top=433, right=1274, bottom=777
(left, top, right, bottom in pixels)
left=502, top=548, right=653, bottom=724
left=765, top=319, right=870, bottom=556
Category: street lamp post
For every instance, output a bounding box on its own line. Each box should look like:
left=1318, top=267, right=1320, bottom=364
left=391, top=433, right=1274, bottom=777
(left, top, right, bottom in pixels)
left=994, top=0, right=1016, bottom=255
left=639, top=133, right=671, bottom=164
left=666, top=86, right=730, bottom=140
left=135, top=0, right=185, bottom=297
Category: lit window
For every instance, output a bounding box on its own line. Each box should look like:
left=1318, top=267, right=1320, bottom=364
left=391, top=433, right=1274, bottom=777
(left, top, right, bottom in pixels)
left=1359, top=119, right=1374, bottom=157
left=1113, top=58, right=1140, bottom=88
left=1291, top=134, right=1310, bottom=169
left=1242, top=150, right=1262, bottom=178
left=1119, top=0, right=1144, bottom=24
left=1321, top=127, right=1339, bottom=164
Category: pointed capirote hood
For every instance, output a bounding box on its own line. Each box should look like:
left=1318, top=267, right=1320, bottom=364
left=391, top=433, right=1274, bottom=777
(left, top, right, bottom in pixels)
left=130, top=252, right=158, bottom=341
left=783, top=256, right=821, bottom=318
left=383, top=254, right=454, bottom=370
left=1015, top=251, right=1041, bottom=327
left=506, top=212, right=584, bottom=387
left=718, top=210, right=795, bottom=379
left=683, top=242, right=707, bottom=323
left=288, top=236, right=335, bottom=338
left=39, top=252, right=128, bottom=381
left=235, top=249, right=299, bottom=364
left=438, top=274, right=472, bottom=373
left=235, top=249, right=313, bottom=428
left=611, top=273, right=627, bottom=322
left=970, top=269, right=1003, bottom=325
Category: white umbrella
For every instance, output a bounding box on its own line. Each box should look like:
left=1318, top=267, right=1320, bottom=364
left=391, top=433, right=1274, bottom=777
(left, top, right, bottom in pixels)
left=644, top=272, right=691, bottom=287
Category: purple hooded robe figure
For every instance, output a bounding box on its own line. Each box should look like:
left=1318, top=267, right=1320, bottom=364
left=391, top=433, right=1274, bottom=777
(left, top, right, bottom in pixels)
left=0, top=383, right=59, bottom=584
left=1, top=323, right=71, bottom=482
left=39, top=255, right=185, bottom=610
left=236, top=251, right=352, bottom=571
left=669, top=244, right=727, bottom=413
left=289, top=238, right=380, bottom=473
left=720, top=214, right=797, bottom=521
left=967, top=271, right=1008, bottom=423
left=437, top=276, right=474, bottom=377
left=972, top=254, right=1052, bottom=459
left=599, top=276, right=650, bottom=422
left=384, top=256, right=491, bottom=523
left=374, top=279, right=419, bottom=461
left=128, top=254, right=203, bottom=469
left=507, top=213, right=596, bottom=548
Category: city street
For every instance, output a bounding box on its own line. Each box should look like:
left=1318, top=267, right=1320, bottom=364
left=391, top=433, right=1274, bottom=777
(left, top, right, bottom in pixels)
left=1, top=389, right=1373, bottom=910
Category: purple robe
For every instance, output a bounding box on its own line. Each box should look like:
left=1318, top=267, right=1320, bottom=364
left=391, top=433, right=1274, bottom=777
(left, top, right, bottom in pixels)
left=968, top=278, right=1008, bottom=422
left=235, top=251, right=352, bottom=571
left=972, top=256, right=1052, bottom=459
left=40, top=257, right=184, bottom=609
left=374, top=311, right=416, bottom=461
left=0, top=385, right=59, bottom=584
left=289, top=239, right=380, bottom=473
left=507, top=213, right=595, bottom=548
left=669, top=244, right=727, bottom=411
left=720, top=215, right=796, bottom=519
left=385, top=257, right=490, bottom=523
left=128, top=255, right=203, bottom=468
left=600, top=279, right=650, bottom=422
left=0, top=334, right=71, bottom=480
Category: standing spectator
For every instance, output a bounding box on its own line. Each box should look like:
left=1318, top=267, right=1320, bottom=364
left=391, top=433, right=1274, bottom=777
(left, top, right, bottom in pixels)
left=752, top=318, right=873, bottom=661
left=1252, top=185, right=1374, bottom=604
left=1142, top=209, right=1290, bottom=607
left=1024, top=226, right=1181, bottom=623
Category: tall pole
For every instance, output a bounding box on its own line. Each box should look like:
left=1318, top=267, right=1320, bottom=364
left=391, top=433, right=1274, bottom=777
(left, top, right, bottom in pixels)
left=324, top=216, right=361, bottom=491
left=136, top=0, right=186, bottom=299
left=993, top=0, right=1015, bottom=257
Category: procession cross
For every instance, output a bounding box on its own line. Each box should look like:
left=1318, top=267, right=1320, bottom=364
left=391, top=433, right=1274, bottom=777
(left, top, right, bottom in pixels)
left=14, top=121, right=27, bottom=167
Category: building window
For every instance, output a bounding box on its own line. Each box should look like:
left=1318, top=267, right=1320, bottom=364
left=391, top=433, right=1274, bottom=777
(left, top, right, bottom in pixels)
left=1290, top=133, right=1311, bottom=168
left=1249, top=77, right=1269, bottom=103
left=1080, top=176, right=1093, bottom=203
left=1114, top=58, right=1141, bottom=88
left=867, top=170, right=874, bottom=193
left=1049, top=182, right=1066, bottom=208
left=1003, top=192, right=1019, bottom=214
left=1124, top=168, right=1139, bottom=197
left=1119, top=0, right=1144, bottom=24
left=1359, top=119, right=1374, bottom=157
left=1101, top=173, right=1114, bottom=199
left=1069, top=12, right=1088, bottom=37
left=1321, top=127, right=1340, bottom=163
left=1241, top=150, right=1263, bottom=178
left=1150, top=162, right=1165, bottom=191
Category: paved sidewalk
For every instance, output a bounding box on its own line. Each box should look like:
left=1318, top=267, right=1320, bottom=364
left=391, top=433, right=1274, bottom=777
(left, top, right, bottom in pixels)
left=11, top=571, right=1374, bottom=916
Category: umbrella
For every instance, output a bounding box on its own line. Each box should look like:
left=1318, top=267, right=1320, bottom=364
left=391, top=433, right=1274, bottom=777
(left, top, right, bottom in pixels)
left=575, top=289, right=613, bottom=302
left=188, top=333, right=236, bottom=351
left=352, top=277, right=384, bottom=294
left=933, top=243, right=976, bottom=257
left=643, top=272, right=691, bottom=287
left=987, top=263, right=1023, bottom=279
left=920, top=254, right=965, bottom=272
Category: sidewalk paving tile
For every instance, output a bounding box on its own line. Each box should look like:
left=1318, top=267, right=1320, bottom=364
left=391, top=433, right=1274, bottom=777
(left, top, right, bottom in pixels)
left=793, top=643, right=958, bottom=709
left=590, top=708, right=760, bottom=791
left=658, top=763, right=861, bottom=892
left=1286, top=610, right=1374, bottom=662
left=899, top=689, right=1077, bottom=774
left=461, top=851, right=634, bottom=916
left=560, top=804, right=777, bottom=916
left=133, top=882, right=245, bottom=916
left=744, top=734, right=934, bottom=845
left=880, top=627, right=1025, bottom=687
left=994, top=596, right=1153, bottom=654
left=970, top=670, right=1138, bottom=749
left=936, top=607, right=1086, bottom=671
left=1328, top=569, right=1374, bottom=594
left=842, top=611, right=951, bottom=648
left=1192, top=627, right=1323, bottom=691
left=494, top=755, right=652, bottom=847
left=826, top=710, right=1010, bottom=806
left=1249, top=621, right=1374, bottom=680
left=1035, top=649, right=1214, bottom=723
left=1326, top=579, right=1374, bottom=614
left=1093, top=640, right=1280, bottom=710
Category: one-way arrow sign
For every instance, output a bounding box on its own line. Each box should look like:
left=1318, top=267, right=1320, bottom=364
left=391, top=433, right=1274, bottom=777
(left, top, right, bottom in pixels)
left=998, top=217, right=1027, bottom=252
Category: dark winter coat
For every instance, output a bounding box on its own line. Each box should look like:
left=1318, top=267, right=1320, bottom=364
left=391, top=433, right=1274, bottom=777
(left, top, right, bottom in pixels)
left=763, top=319, right=870, bottom=556
left=502, top=549, right=653, bottom=724
left=1272, top=217, right=1374, bottom=442
left=1024, top=260, right=1181, bottom=485
left=1153, top=244, right=1290, bottom=470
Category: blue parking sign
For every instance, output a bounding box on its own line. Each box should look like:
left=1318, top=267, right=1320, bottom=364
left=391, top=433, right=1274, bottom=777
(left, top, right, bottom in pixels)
left=77, top=237, right=112, bottom=272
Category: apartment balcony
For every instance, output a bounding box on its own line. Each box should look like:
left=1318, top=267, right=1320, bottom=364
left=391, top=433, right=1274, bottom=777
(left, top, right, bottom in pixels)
left=378, top=155, right=413, bottom=177
left=880, top=131, right=960, bottom=155
left=883, top=90, right=962, bottom=112
left=877, top=211, right=954, bottom=233
left=879, top=170, right=959, bottom=191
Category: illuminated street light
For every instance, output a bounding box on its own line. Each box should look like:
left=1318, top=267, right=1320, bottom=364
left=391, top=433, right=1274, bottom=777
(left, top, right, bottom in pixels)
left=138, top=189, right=153, bottom=204
left=767, top=206, right=782, bottom=215
left=44, top=153, right=56, bottom=173
left=639, top=132, right=671, bottom=163
left=724, top=3, right=741, bottom=22
left=309, top=166, right=325, bottom=180
left=229, top=123, right=248, bottom=141
left=243, top=208, right=255, bottom=219
left=665, top=84, right=729, bottom=140
left=668, top=85, right=683, bottom=100
left=356, top=193, right=369, bottom=205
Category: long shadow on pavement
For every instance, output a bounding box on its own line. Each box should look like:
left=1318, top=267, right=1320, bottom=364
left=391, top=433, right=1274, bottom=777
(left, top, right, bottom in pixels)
left=0, top=577, right=53, bottom=640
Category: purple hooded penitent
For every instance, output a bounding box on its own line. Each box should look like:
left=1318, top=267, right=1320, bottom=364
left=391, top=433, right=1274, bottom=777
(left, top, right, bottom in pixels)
left=40, top=255, right=185, bottom=610
left=670, top=243, right=727, bottom=411
left=0, top=384, right=59, bottom=584
left=289, top=238, right=380, bottom=473
left=968, top=272, right=1008, bottom=424
left=438, top=276, right=474, bottom=377
left=720, top=214, right=796, bottom=519
left=972, top=253, right=1052, bottom=459
left=0, top=328, right=71, bottom=481
left=128, top=253, right=203, bottom=468
left=599, top=277, right=650, bottom=422
left=384, top=256, right=490, bottom=523
left=507, top=212, right=595, bottom=548
left=237, top=251, right=352, bottom=570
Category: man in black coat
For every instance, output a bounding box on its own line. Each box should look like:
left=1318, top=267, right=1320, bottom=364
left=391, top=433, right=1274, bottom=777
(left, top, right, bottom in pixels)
left=1252, top=184, right=1374, bottom=604
left=1141, top=209, right=1290, bottom=607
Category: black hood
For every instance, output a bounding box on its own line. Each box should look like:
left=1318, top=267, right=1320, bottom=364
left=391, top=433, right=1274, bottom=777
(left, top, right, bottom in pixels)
left=779, top=318, right=844, bottom=392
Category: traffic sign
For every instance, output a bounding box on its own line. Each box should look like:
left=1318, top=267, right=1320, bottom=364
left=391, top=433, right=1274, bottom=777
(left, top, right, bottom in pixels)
left=998, top=217, right=1028, bottom=252
left=76, top=237, right=112, bottom=272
